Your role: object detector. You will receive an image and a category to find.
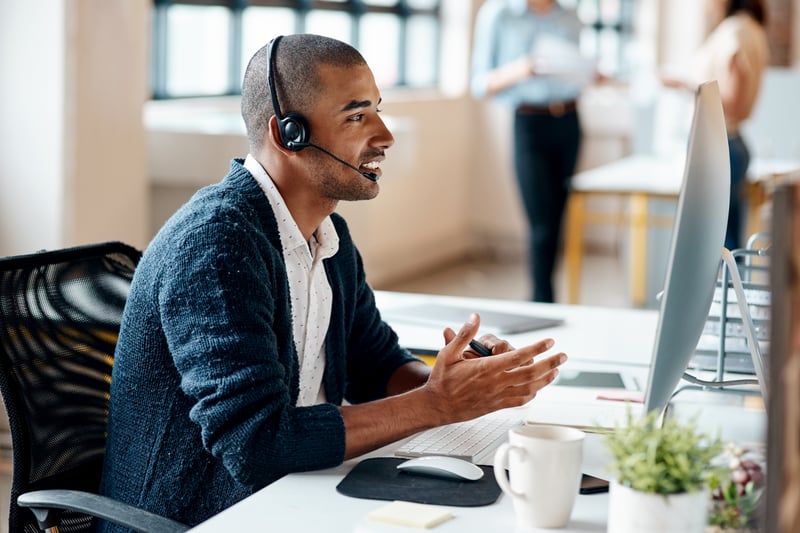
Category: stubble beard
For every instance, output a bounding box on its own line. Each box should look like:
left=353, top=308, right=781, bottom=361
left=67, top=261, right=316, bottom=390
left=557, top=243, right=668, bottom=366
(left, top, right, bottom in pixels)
left=313, top=154, right=379, bottom=202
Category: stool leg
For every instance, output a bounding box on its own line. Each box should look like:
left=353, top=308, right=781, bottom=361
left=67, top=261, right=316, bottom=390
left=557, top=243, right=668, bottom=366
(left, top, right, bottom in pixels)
left=564, top=192, right=586, bottom=304
left=629, top=193, right=648, bottom=307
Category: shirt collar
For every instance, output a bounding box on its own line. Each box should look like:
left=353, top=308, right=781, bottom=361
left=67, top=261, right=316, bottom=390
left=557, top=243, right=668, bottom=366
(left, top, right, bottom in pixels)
left=243, top=154, right=339, bottom=258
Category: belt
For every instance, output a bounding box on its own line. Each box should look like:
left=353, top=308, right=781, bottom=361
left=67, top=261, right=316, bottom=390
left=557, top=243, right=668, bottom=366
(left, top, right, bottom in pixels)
left=516, top=100, right=577, bottom=117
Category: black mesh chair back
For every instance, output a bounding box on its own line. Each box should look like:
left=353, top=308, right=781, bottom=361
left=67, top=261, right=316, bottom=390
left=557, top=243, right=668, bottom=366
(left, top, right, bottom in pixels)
left=0, top=242, right=140, bottom=532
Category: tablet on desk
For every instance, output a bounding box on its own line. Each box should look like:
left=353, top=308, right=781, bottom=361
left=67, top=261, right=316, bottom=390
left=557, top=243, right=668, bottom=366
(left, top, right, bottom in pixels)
left=554, top=369, right=640, bottom=391
left=381, top=303, right=563, bottom=335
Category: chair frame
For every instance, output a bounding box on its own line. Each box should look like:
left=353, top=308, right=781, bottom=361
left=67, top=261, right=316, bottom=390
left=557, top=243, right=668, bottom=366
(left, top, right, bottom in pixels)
left=0, top=242, right=188, bottom=533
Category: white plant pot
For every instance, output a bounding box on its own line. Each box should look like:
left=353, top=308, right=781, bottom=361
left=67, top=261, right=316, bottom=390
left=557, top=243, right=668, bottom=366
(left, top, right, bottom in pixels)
left=607, top=480, right=709, bottom=533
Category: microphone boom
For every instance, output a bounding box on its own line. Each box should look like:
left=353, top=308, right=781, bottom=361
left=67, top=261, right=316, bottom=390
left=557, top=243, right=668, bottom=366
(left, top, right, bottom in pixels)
left=308, top=143, right=379, bottom=182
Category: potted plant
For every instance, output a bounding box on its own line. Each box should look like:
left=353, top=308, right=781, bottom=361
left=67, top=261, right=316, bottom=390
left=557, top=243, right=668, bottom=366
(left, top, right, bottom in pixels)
left=604, top=409, right=723, bottom=533
left=706, top=444, right=765, bottom=532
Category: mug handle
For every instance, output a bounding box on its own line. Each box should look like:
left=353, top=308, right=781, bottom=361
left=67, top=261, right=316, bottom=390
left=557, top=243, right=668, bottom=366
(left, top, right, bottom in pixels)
left=493, top=442, right=526, bottom=499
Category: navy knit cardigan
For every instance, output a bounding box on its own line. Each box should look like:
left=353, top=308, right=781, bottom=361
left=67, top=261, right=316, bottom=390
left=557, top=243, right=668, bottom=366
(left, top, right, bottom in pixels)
left=99, top=160, right=417, bottom=528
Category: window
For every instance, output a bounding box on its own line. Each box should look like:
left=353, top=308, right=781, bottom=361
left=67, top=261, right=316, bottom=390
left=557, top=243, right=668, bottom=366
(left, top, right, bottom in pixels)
left=561, top=0, right=637, bottom=78
left=151, top=0, right=442, bottom=99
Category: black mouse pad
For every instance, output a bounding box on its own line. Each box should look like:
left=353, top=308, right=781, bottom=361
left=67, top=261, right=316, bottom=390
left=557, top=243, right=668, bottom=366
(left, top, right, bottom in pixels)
left=335, top=457, right=502, bottom=507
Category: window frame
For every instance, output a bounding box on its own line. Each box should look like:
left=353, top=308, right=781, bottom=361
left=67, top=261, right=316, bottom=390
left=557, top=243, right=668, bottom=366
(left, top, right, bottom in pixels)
left=150, top=0, right=442, bottom=99
left=568, top=0, right=637, bottom=79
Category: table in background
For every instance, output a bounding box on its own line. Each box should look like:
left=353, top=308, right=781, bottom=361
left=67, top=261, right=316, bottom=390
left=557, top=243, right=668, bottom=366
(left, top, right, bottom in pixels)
left=565, top=155, right=680, bottom=308
left=565, top=154, right=800, bottom=307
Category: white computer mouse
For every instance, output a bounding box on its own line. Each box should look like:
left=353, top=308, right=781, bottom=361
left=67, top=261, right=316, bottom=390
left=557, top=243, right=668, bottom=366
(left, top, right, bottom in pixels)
left=396, top=456, right=484, bottom=481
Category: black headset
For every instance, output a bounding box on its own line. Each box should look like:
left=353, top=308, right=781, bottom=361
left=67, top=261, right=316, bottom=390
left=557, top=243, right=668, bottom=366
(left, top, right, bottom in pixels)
left=267, top=35, right=310, bottom=152
left=263, top=35, right=380, bottom=182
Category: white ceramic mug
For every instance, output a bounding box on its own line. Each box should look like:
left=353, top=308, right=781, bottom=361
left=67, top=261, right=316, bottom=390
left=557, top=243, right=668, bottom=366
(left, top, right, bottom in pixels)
left=493, top=424, right=585, bottom=529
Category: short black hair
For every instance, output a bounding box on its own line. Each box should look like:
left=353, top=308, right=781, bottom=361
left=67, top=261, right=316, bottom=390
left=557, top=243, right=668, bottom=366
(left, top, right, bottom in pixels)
left=241, top=33, right=367, bottom=152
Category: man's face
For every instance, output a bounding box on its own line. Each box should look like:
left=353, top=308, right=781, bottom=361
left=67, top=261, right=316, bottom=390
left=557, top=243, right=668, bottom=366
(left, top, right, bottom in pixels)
left=302, top=63, right=395, bottom=202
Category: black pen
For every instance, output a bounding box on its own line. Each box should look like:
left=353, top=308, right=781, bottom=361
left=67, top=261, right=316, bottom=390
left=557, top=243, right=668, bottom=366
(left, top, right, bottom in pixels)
left=469, top=339, right=493, bottom=357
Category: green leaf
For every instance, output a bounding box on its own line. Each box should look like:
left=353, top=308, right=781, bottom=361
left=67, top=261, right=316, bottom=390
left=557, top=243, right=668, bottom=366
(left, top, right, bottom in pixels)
left=604, top=409, right=722, bottom=495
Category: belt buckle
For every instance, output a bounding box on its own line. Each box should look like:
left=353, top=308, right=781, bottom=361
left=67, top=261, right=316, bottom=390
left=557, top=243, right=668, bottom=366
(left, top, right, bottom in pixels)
left=549, top=101, right=566, bottom=117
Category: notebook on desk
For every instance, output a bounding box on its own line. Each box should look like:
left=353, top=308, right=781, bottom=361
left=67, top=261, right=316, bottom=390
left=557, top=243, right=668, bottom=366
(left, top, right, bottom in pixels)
left=381, top=302, right=563, bottom=335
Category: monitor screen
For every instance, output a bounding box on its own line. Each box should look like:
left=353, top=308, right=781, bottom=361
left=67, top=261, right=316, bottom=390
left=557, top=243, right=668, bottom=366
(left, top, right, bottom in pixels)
left=643, top=80, right=731, bottom=414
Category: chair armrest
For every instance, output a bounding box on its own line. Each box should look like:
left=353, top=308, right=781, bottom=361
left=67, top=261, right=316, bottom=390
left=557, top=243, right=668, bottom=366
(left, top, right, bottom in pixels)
left=18, top=490, right=190, bottom=533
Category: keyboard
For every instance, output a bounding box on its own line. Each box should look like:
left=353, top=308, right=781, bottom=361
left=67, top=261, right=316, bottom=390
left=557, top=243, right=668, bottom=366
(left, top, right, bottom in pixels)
left=394, top=412, right=522, bottom=463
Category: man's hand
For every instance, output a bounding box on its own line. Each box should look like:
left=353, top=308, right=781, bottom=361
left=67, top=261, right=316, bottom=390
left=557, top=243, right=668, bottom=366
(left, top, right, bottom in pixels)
left=422, top=313, right=566, bottom=426
left=339, top=313, right=566, bottom=459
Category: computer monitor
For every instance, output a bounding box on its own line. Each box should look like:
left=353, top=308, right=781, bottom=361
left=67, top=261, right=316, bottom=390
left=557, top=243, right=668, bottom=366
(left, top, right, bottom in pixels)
left=642, top=80, right=731, bottom=415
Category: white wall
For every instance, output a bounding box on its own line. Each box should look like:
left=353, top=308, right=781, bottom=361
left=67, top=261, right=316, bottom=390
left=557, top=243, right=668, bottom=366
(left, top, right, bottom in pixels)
left=66, top=1, right=150, bottom=250
left=146, top=94, right=485, bottom=287
left=656, top=0, right=707, bottom=68
left=0, top=0, right=149, bottom=257
left=0, top=1, right=66, bottom=255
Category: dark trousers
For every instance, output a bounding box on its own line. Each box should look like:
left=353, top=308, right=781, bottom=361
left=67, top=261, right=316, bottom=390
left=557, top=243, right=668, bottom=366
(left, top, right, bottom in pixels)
left=726, top=134, right=750, bottom=252
left=513, top=109, right=581, bottom=302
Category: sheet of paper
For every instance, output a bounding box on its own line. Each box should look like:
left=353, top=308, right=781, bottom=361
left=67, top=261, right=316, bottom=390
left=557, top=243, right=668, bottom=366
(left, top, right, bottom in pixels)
left=530, top=34, right=595, bottom=87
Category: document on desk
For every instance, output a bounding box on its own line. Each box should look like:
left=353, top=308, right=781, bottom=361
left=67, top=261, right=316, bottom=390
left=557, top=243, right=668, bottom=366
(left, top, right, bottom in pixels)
left=381, top=302, right=563, bottom=336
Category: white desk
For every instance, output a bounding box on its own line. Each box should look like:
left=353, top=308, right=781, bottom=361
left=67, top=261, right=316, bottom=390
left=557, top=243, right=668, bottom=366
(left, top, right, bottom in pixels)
left=189, top=433, right=613, bottom=533
left=375, top=291, right=657, bottom=370
left=189, top=292, right=659, bottom=532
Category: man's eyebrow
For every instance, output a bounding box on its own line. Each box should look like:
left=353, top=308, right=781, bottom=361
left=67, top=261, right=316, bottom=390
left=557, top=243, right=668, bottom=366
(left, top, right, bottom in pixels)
left=341, top=97, right=382, bottom=112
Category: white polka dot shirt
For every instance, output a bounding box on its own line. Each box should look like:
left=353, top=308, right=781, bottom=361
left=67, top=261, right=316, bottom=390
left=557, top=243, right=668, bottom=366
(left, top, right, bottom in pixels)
left=244, top=155, right=339, bottom=407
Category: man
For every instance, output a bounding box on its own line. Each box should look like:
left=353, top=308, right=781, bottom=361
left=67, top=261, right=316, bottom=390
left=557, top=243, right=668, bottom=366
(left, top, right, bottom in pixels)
left=471, top=0, right=590, bottom=302
left=100, top=33, right=567, bottom=528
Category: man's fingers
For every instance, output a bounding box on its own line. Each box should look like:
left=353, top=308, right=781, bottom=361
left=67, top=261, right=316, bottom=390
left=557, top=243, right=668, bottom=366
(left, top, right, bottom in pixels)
left=483, top=338, right=557, bottom=370
left=528, top=337, right=555, bottom=354
left=477, top=334, right=513, bottom=355
left=442, top=327, right=457, bottom=345
left=438, top=314, right=481, bottom=362
left=503, top=368, right=561, bottom=400
left=503, top=352, right=568, bottom=383
left=497, top=355, right=565, bottom=399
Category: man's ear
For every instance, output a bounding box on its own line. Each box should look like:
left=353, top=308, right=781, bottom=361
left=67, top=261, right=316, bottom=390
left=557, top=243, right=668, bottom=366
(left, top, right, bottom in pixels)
left=266, top=115, right=290, bottom=154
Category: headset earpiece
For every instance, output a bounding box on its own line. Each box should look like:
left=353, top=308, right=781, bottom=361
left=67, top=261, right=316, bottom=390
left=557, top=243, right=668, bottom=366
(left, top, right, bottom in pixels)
left=268, top=36, right=310, bottom=152
left=278, top=112, right=310, bottom=152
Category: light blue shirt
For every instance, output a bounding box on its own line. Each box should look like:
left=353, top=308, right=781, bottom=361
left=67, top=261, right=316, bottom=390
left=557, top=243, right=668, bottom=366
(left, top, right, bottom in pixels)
left=471, top=0, right=584, bottom=108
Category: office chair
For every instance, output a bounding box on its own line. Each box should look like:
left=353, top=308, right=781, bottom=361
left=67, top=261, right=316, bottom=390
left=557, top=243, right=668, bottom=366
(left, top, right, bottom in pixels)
left=0, top=242, right=189, bottom=532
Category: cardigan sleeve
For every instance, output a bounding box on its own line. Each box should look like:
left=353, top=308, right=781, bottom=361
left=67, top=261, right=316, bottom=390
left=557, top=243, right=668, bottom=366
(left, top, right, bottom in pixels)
left=157, top=206, right=346, bottom=487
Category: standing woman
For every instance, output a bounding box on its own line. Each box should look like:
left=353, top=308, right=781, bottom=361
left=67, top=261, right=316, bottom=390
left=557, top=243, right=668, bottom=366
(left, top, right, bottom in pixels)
left=471, top=0, right=589, bottom=303
left=664, top=0, right=769, bottom=251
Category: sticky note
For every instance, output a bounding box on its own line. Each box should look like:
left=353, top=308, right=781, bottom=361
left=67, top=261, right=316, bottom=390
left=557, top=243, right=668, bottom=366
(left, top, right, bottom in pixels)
left=367, top=500, right=454, bottom=529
